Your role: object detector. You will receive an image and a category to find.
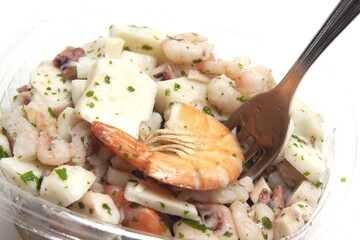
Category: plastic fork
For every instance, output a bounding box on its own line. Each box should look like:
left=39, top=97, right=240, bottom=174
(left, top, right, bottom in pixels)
left=225, top=0, right=360, bottom=179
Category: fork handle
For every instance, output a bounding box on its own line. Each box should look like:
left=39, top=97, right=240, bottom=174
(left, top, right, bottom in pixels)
left=275, top=0, right=360, bottom=106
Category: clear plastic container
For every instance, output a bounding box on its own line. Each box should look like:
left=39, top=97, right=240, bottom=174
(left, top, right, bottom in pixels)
left=0, top=10, right=357, bottom=240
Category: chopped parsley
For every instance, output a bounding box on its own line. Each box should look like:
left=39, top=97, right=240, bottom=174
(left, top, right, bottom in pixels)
left=158, top=201, right=165, bottom=209
left=0, top=145, right=9, bottom=159
left=192, top=58, right=202, bottom=64
left=303, top=171, right=310, bottom=176
left=127, top=86, right=135, bottom=92
left=142, top=44, right=153, bottom=50
left=86, top=90, right=94, bottom=97
left=174, top=83, right=181, bottom=91
left=181, top=219, right=209, bottom=233
left=55, top=168, right=68, bottom=181
left=341, top=177, right=347, bottom=182
left=223, top=231, right=233, bottom=237
left=261, top=216, right=272, bottom=230
left=47, top=107, right=56, bottom=118
left=78, top=201, right=85, bottom=209
left=129, top=202, right=139, bottom=209
left=102, top=203, right=112, bottom=215
left=164, top=88, right=171, bottom=96
left=236, top=96, right=249, bottom=103
left=104, top=75, right=111, bottom=84
left=202, top=106, right=214, bottom=117
left=18, top=171, right=39, bottom=185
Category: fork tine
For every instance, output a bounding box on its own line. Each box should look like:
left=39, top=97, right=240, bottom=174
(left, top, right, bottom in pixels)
left=236, top=128, right=250, bottom=143
left=245, top=151, right=275, bottom=179
left=243, top=143, right=261, bottom=162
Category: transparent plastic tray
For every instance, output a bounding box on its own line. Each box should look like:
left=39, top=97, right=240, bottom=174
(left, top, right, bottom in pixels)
left=0, top=10, right=357, bottom=240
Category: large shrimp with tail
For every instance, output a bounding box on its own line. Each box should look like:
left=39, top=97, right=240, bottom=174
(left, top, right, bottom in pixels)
left=91, top=103, right=243, bottom=190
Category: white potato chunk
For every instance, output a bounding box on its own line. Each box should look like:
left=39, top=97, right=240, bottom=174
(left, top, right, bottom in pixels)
left=155, top=77, right=227, bottom=121
left=173, top=219, right=218, bottom=240
left=82, top=37, right=125, bottom=60
left=70, top=191, right=122, bottom=225
left=71, top=80, right=87, bottom=105
left=284, top=134, right=326, bottom=184
left=177, top=177, right=251, bottom=204
left=29, top=66, right=72, bottom=108
left=109, top=24, right=168, bottom=64
left=290, top=98, right=324, bottom=149
left=124, top=180, right=198, bottom=220
left=39, top=165, right=96, bottom=207
left=286, top=180, right=321, bottom=208
left=105, top=166, right=132, bottom=188
left=56, top=107, right=82, bottom=142
left=273, top=207, right=305, bottom=239
left=75, top=58, right=157, bottom=138
left=120, top=50, right=157, bottom=76
left=76, top=57, right=94, bottom=79
left=0, top=157, right=48, bottom=196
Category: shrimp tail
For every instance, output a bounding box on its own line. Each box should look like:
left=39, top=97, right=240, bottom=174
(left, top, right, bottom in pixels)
left=91, top=121, right=150, bottom=171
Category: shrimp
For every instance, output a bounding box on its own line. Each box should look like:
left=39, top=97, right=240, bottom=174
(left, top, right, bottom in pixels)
left=196, top=58, right=275, bottom=97
left=207, top=74, right=243, bottom=114
left=36, top=130, right=70, bottom=166
left=0, top=109, right=38, bottom=161
left=91, top=103, right=243, bottom=190
left=104, top=184, right=171, bottom=237
left=162, top=33, right=214, bottom=64
left=230, top=201, right=264, bottom=240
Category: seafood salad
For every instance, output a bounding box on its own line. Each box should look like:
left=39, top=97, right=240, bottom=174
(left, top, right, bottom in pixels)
left=0, top=24, right=327, bottom=240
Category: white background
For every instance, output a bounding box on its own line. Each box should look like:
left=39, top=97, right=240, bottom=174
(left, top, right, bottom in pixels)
left=0, top=0, right=359, bottom=239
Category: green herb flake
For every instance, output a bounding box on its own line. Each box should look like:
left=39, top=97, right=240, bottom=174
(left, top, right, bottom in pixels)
left=89, top=208, right=94, bottom=215
left=102, top=203, right=112, bottom=215
left=87, top=102, right=95, bottom=108
left=223, top=231, right=233, bottom=237
left=78, top=201, right=85, bottom=209
left=236, top=96, right=249, bottom=103
left=165, top=88, right=171, bottom=96
left=315, top=181, right=323, bottom=188
left=0, top=145, right=10, bottom=159
left=174, top=83, right=181, bottom=91
left=303, top=171, right=310, bottom=176
left=62, top=112, right=66, bottom=119
left=183, top=210, right=189, bottom=215
left=86, top=90, right=94, bottom=97
left=192, top=58, right=202, bottom=64
left=129, top=202, right=139, bottom=209
left=158, top=201, right=165, bottom=209
left=181, top=219, right=209, bottom=233
left=142, top=44, right=153, bottom=50
left=178, top=232, right=185, bottom=239
left=202, top=106, right=214, bottom=117
left=48, top=107, right=56, bottom=118
left=127, top=86, right=136, bottom=92
left=104, top=75, right=111, bottom=84
left=341, top=177, right=347, bottom=183
left=18, top=171, right=38, bottom=185
left=55, top=168, right=68, bottom=181
left=261, top=216, right=273, bottom=230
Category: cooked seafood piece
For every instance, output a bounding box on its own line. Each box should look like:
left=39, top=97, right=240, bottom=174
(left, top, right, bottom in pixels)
left=91, top=103, right=243, bottom=190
